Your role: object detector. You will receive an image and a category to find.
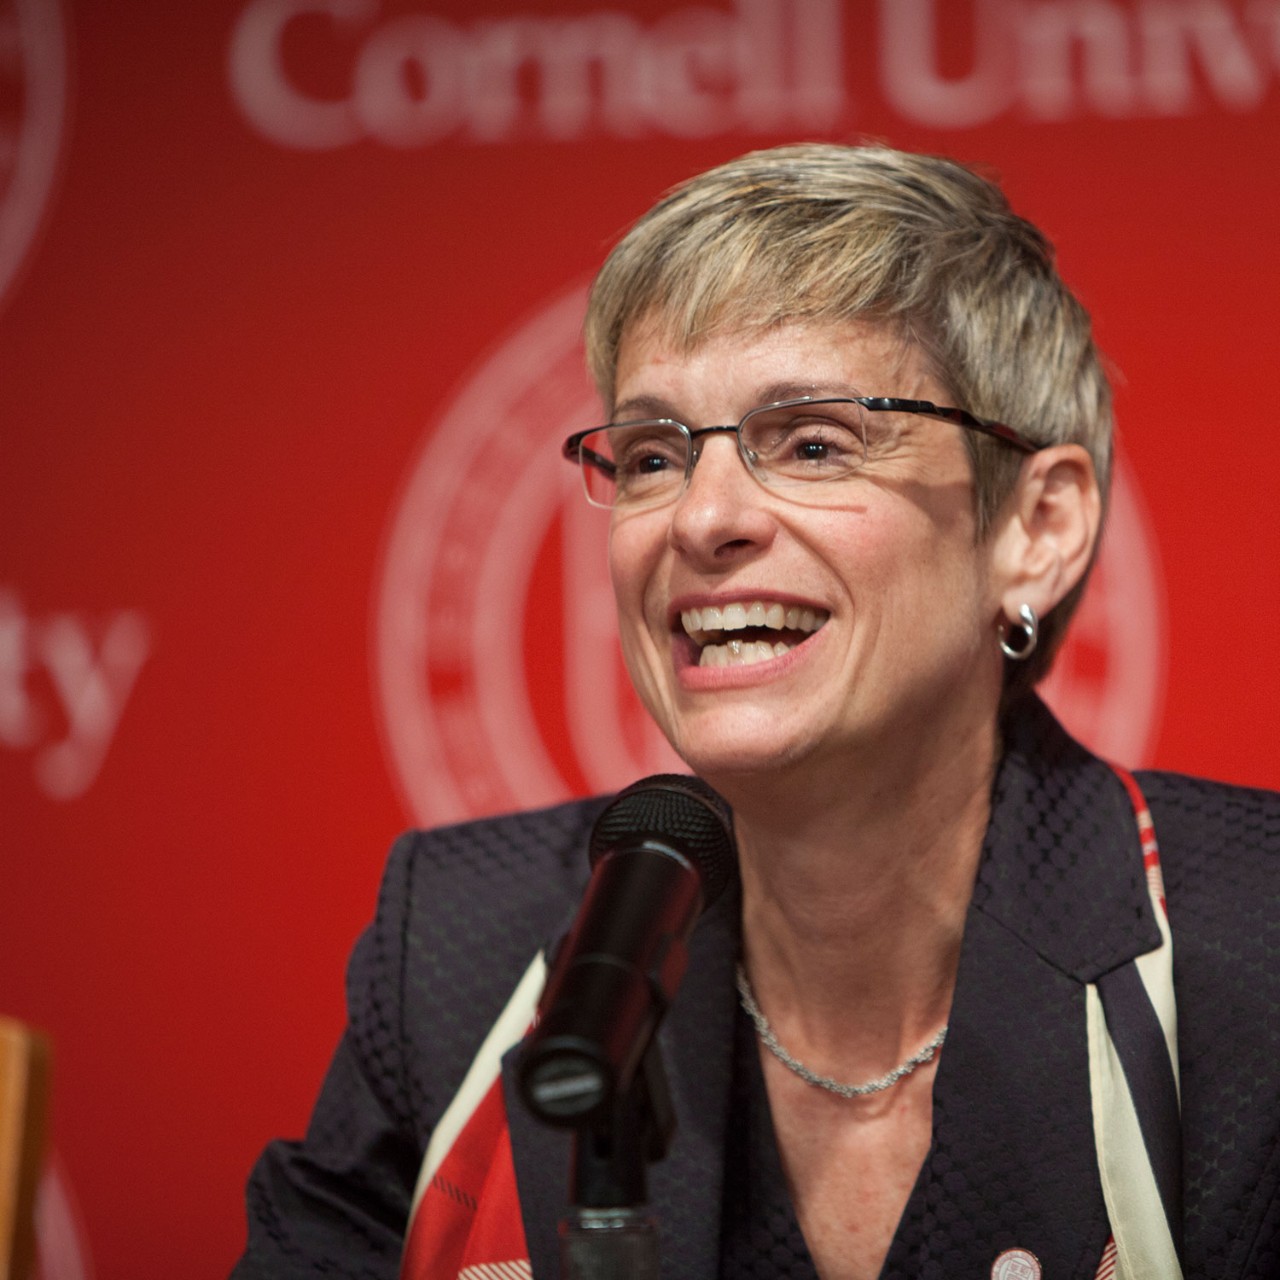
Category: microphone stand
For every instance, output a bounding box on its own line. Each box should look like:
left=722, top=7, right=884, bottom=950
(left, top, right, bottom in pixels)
left=559, top=1041, right=675, bottom=1280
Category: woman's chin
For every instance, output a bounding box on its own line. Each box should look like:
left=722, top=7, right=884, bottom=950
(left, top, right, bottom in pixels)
left=666, top=721, right=814, bottom=789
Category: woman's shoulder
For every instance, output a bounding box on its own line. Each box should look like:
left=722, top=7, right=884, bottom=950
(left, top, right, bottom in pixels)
left=1134, top=771, right=1280, bottom=1273
left=1135, top=768, right=1280, bottom=928
left=1134, top=768, right=1280, bottom=880
left=1134, top=768, right=1280, bottom=986
left=365, top=796, right=609, bottom=976
left=343, top=797, right=608, bottom=1139
left=350, top=798, right=604, bottom=945
left=1136, top=766, right=1280, bottom=815
left=386, top=795, right=607, bottom=903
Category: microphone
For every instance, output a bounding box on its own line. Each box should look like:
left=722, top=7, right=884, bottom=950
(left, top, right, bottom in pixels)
left=518, top=774, right=736, bottom=1127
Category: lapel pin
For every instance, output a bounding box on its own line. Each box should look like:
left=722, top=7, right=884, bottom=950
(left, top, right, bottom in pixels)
left=992, top=1248, right=1041, bottom=1280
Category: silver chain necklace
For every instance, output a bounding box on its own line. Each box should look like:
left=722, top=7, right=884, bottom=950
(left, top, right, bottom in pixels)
left=735, top=963, right=948, bottom=1099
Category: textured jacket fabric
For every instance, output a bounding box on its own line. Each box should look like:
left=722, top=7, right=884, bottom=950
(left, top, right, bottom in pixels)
left=232, top=699, right=1280, bottom=1278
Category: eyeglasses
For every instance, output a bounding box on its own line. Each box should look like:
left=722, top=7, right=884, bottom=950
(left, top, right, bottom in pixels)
left=562, top=396, right=1041, bottom=510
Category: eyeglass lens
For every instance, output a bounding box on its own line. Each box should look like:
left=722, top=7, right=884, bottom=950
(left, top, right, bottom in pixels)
left=577, top=400, right=874, bottom=508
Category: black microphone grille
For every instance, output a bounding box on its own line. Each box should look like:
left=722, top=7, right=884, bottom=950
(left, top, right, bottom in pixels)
left=589, top=773, right=736, bottom=907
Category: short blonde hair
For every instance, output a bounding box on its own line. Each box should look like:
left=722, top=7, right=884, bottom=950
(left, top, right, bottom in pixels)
left=584, top=142, right=1112, bottom=696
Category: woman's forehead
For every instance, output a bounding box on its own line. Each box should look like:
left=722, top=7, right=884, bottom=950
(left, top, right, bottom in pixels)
left=612, top=315, right=938, bottom=412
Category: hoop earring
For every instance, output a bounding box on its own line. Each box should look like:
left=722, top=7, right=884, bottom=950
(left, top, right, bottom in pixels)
left=999, top=603, right=1039, bottom=661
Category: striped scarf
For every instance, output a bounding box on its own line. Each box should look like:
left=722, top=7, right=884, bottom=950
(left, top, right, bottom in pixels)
left=1089, top=767, right=1183, bottom=1280
left=400, top=765, right=1181, bottom=1280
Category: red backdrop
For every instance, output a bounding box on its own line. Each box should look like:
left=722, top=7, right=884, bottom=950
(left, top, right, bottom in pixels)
left=3, top=1, right=1279, bottom=1275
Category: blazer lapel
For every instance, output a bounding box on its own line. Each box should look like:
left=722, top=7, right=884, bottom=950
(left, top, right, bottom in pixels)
left=503, top=882, right=740, bottom=1280
left=885, top=698, right=1164, bottom=1278
left=887, top=907, right=1111, bottom=1276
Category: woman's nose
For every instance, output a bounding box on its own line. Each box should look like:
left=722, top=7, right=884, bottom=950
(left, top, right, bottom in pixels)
left=668, top=434, right=775, bottom=565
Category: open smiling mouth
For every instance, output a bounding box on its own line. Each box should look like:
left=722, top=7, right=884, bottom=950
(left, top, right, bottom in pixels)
left=680, top=600, right=829, bottom=668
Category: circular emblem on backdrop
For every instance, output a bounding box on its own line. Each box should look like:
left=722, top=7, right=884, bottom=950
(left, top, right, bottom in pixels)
left=376, top=287, right=1165, bottom=827
left=0, top=0, right=67, bottom=308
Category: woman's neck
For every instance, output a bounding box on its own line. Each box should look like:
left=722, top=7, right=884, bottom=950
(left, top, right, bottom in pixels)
left=717, top=711, right=1000, bottom=1073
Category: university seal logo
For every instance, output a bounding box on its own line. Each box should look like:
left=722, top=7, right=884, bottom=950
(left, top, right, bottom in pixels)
left=0, top=0, right=67, bottom=309
left=376, top=287, right=1164, bottom=827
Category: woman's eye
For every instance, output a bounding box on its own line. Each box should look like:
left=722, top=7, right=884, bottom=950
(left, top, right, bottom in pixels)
left=613, top=433, right=685, bottom=485
left=780, top=422, right=859, bottom=466
left=792, top=435, right=835, bottom=460
left=619, top=446, right=674, bottom=474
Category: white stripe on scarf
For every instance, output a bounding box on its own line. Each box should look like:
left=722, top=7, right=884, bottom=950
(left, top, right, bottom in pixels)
left=410, top=951, right=547, bottom=1221
left=1087, top=814, right=1182, bottom=1280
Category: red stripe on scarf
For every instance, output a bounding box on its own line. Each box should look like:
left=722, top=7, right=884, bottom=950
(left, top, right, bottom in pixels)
left=401, top=1078, right=530, bottom=1279
left=1112, top=765, right=1168, bottom=917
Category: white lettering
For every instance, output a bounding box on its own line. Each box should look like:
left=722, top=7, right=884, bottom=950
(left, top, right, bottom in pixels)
left=534, top=15, right=648, bottom=140
left=881, top=0, right=1016, bottom=127
left=230, top=0, right=1275, bottom=141
left=0, top=590, right=41, bottom=748
left=1138, top=0, right=1267, bottom=112
left=459, top=14, right=646, bottom=143
left=228, top=0, right=372, bottom=149
left=884, top=0, right=1274, bottom=125
left=229, top=0, right=847, bottom=148
left=734, top=0, right=788, bottom=128
left=791, top=0, right=847, bottom=126
left=353, top=14, right=464, bottom=145
left=643, top=7, right=739, bottom=138
left=1019, top=2, right=1138, bottom=118
left=35, top=610, right=152, bottom=801
left=0, top=591, right=152, bottom=801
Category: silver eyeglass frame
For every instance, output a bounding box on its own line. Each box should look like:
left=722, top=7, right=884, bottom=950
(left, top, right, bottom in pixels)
left=562, top=394, right=1041, bottom=510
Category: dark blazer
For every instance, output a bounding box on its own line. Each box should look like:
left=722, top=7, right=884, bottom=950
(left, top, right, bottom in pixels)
left=233, top=699, right=1280, bottom=1278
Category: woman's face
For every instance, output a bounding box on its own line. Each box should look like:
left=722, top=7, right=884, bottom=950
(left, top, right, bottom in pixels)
left=606, top=318, right=1011, bottom=792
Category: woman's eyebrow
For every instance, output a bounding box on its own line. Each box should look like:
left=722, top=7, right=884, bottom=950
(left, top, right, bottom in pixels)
left=610, top=393, right=680, bottom=421
left=754, top=379, right=857, bottom=405
left=611, top=381, right=860, bottom=422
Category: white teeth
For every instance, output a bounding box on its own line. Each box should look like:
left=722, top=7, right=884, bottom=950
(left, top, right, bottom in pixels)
left=681, top=600, right=828, bottom=639
left=699, top=639, right=791, bottom=667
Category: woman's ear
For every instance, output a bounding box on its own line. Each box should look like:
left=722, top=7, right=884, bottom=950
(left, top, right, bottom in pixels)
left=991, top=444, right=1102, bottom=623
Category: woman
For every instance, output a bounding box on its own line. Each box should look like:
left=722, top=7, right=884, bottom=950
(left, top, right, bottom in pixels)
left=234, top=145, right=1280, bottom=1280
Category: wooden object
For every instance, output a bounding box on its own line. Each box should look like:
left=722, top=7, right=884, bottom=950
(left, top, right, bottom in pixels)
left=0, top=1019, right=51, bottom=1280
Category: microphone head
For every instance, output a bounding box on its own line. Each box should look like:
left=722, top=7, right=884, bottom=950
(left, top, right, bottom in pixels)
left=589, top=773, right=736, bottom=907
